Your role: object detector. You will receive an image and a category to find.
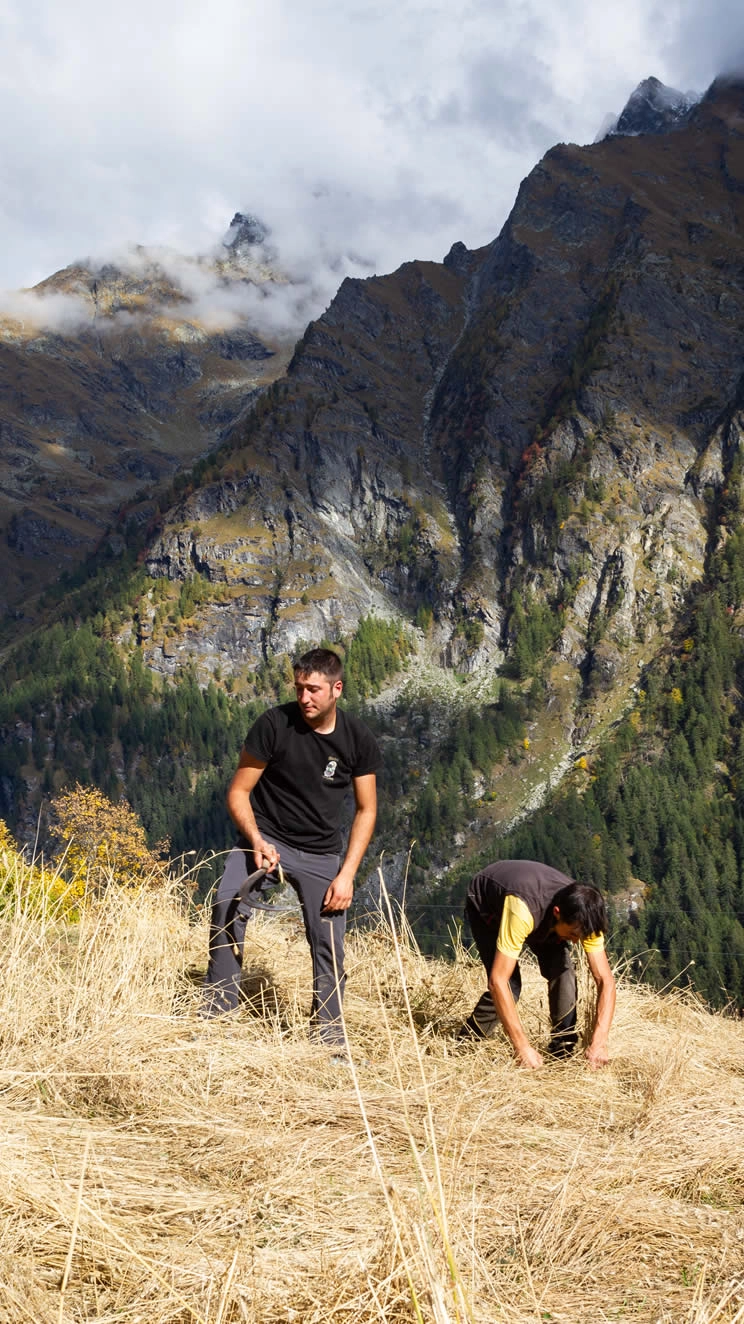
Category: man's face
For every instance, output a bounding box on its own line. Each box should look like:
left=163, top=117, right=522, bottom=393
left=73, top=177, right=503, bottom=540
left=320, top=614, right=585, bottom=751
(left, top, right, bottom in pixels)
left=552, top=908, right=583, bottom=944
left=294, top=670, right=342, bottom=727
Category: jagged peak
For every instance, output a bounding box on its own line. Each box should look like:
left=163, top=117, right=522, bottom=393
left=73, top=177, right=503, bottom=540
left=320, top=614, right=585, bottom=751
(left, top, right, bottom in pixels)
left=601, top=75, right=699, bottom=141
left=222, top=212, right=269, bottom=253
left=443, top=240, right=474, bottom=277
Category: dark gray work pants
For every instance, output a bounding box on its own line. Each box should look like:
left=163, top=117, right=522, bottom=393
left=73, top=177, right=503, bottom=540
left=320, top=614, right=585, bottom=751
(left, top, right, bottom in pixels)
left=202, top=837, right=345, bottom=1046
left=463, top=899, right=578, bottom=1055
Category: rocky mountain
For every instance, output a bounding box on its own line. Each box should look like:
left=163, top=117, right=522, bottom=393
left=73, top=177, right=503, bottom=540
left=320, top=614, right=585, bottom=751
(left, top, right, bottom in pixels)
left=0, top=222, right=294, bottom=618
left=607, top=75, right=699, bottom=137
left=137, top=75, right=744, bottom=762
left=4, top=72, right=744, bottom=1013
left=222, top=211, right=271, bottom=255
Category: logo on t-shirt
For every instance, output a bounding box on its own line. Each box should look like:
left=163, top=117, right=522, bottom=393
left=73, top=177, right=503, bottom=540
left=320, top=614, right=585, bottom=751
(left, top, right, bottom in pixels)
left=322, top=758, right=338, bottom=781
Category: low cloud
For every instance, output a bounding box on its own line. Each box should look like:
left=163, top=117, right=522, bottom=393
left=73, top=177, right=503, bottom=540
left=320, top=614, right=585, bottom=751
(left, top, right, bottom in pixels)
left=0, top=0, right=737, bottom=342
left=0, top=233, right=375, bottom=344
left=0, top=288, right=92, bottom=333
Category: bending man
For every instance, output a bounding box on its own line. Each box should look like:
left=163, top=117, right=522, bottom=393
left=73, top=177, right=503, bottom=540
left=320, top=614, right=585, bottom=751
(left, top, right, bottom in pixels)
left=461, top=859, right=616, bottom=1069
left=202, top=648, right=381, bottom=1048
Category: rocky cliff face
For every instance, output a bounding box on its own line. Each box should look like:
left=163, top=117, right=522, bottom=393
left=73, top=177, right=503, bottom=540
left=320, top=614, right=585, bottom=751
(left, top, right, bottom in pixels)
left=6, top=72, right=744, bottom=824
left=143, top=254, right=475, bottom=673
left=142, top=77, right=744, bottom=754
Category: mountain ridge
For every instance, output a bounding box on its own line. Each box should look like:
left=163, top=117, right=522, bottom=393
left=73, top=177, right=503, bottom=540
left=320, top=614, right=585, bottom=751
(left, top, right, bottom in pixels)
left=142, top=74, right=744, bottom=689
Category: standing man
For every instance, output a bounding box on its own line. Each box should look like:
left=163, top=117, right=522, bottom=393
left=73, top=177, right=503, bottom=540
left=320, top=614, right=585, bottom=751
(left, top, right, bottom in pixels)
left=461, top=859, right=616, bottom=1069
left=202, top=648, right=381, bottom=1050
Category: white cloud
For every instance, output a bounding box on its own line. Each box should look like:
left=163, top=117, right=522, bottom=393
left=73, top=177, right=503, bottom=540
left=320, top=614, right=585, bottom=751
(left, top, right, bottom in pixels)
left=664, top=0, right=744, bottom=85
left=0, top=288, right=91, bottom=332
left=0, top=0, right=731, bottom=336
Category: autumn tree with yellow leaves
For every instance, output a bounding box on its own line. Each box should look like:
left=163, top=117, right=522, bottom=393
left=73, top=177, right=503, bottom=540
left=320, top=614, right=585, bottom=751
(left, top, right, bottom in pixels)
left=49, top=785, right=170, bottom=892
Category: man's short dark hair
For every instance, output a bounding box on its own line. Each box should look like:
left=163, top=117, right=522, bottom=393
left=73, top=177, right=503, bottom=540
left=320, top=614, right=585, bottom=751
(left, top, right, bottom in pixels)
left=553, top=883, right=609, bottom=938
left=293, top=647, right=344, bottom=683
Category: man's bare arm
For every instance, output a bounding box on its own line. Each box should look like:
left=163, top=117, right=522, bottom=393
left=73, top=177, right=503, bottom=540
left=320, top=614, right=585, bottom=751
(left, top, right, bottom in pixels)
left=489, top=948, right=543, bottom=1069
left=322, top=773, right=377, bottom=913
left=225, top=750, right=279, bottom=871
left=584, top=947, right=616, bottom=1069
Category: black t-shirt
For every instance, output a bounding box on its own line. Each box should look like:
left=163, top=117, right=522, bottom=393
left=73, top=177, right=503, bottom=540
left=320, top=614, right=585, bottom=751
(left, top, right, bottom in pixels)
left=244, top=702, right=381, bottom=854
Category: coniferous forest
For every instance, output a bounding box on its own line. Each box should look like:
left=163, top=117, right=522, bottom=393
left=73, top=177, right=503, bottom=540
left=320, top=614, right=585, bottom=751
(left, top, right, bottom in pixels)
left=433, top=515, right=744, bottom=1010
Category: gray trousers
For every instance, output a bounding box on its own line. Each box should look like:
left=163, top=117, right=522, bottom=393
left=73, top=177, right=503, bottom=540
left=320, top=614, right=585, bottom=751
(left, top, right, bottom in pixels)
left=202, top=837, right=346, bottom=1045
left=463, top=900, right=578, bottom=1055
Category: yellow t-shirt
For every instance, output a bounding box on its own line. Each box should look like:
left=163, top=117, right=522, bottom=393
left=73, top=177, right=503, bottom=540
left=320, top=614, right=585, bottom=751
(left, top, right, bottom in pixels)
left=496, top=895, right=605, bottom=959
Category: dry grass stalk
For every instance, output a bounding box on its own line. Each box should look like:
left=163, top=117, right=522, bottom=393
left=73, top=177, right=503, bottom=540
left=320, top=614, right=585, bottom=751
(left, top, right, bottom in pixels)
left=0, top=852, right=743, bottom=1322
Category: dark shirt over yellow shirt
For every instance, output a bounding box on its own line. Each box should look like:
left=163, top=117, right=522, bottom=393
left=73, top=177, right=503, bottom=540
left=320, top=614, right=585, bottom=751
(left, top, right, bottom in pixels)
left=468, top=859, right=605, bottom=958
left=497, top=894, right=604, bottom=958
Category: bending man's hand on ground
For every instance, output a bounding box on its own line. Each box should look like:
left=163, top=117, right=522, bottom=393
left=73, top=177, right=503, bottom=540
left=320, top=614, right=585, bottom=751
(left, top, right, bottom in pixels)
left=517, top=1045, right=544, bottom=1070
left=488, top=949, right=546, bottom=1069
left=584, top=1041, right=610, bottom=1070
left=584, top=949, right=616, bottom=1070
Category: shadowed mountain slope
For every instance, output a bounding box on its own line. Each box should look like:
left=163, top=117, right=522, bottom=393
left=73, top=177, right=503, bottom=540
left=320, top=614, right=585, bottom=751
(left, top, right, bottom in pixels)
left=0, top=242, right=292, bottom=615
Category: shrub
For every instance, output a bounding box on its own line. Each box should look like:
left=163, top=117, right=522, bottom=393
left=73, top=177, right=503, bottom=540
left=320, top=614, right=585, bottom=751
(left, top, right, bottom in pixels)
left=49, top=786, right=170, bottom=894
left=0, top=819, right=84, bottom=919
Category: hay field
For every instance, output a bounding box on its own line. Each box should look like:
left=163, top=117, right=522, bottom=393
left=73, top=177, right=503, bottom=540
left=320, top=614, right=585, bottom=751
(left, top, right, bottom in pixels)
left=1, top=871, right=743, bottom=1324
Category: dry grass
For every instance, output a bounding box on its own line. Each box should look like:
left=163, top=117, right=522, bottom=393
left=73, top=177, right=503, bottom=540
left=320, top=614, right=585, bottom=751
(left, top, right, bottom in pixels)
left=0, top=866, right=743, bottom=1324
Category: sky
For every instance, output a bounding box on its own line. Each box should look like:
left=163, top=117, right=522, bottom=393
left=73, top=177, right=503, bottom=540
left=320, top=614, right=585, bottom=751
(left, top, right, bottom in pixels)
left=0, top=0, right=742, bottom=331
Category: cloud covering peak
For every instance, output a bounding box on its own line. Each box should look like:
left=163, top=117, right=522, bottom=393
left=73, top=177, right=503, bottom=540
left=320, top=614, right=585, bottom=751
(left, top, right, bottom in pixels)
left=0, top=0, right=740, bottom=307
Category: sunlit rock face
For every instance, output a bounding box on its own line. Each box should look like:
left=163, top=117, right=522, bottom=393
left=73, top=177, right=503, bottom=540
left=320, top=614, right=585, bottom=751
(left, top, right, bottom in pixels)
left=8, top=73, right=744, bottom=767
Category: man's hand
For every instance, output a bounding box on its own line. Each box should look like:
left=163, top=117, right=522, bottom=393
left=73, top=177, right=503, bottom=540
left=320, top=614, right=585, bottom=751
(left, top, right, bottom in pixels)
left=584, top=1042, right=610, bottom=1070
left=250, top=836, right=280, bottom=873
left=319, top=773, right=376, bottom=915
left=227, top=754, right=277, bottom=868
left=322, top=875, right=354, bottom=913
left=517, top=1045, right=544, bottom=1070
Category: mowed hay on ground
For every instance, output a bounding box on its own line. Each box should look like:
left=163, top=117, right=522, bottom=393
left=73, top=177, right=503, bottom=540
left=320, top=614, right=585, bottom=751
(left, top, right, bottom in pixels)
left=0, top=871, right=743, bottom=1323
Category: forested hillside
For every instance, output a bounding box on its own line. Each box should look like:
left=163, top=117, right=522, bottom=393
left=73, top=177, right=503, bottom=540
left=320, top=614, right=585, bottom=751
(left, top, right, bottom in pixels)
left=0, top=538, right=532, bottom=892
left=5, top=492, right=744, bottom=1008
left=436, top=493, right=744, bottom=1007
